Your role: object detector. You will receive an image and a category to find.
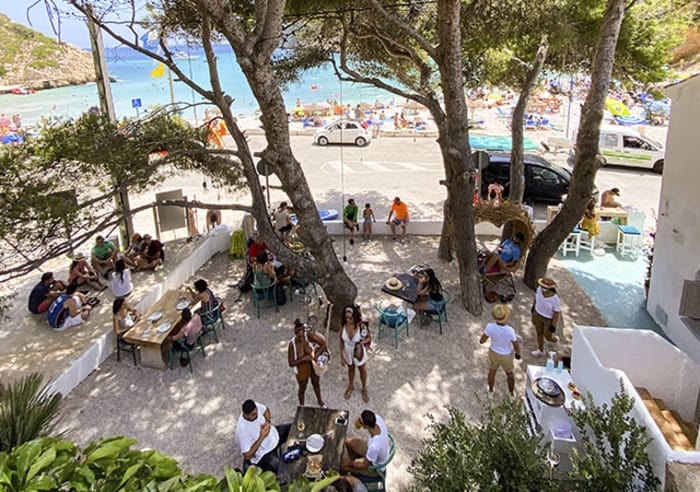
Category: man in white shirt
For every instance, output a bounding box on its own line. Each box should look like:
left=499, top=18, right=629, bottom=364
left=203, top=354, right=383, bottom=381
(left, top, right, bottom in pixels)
left=235, top=400, right=290, bottom=473
left=479, top=304, right=521, bottom=395
left=342, top=410, right=390, bottom=478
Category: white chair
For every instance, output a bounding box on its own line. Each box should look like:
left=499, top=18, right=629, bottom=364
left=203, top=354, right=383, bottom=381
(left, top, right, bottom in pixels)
left=616, top=225, right=642, bottom=258
left=579, top=230, right=596, bottom=255
left=559, top=229, right=581, bottom=257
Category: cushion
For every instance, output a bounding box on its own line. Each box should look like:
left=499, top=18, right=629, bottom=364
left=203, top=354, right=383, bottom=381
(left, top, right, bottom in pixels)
left=618, top=225, right=641, bottom=235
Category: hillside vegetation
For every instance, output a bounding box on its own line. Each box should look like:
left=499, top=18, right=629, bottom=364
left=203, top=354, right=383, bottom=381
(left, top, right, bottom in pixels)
left=0, top=13, right=95, bottom=89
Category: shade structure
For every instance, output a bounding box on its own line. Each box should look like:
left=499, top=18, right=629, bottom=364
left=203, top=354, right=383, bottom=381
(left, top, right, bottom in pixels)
left=606, top=97, right=631, bottom=117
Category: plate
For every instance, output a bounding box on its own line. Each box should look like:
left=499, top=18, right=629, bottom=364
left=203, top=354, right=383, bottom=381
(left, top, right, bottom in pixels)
left=305, top=433, right=324, bottom=453
left=176, top=300, right=189, bottom=310
left=156, top=322, right=171, bottom=333
left=536, top=377, right=561, bottom=397
left=142, top=329, right=152, bottom=338
left=148, top=312, right=162, bottom=322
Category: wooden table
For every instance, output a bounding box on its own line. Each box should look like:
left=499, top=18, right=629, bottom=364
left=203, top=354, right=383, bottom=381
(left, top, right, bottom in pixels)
left=381, top=273, right=419, bottom=304
left=546, top=205, right=628, bottom=225
left=122, top=289, right=186, bottom=369
left=277, top=406, right=349, bottom=485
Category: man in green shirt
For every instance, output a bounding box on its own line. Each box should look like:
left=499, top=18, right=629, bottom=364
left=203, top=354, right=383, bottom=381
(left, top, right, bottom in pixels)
left=343, top=198, right=359, bottom=245
left=91, top=235, right=118, bottom=278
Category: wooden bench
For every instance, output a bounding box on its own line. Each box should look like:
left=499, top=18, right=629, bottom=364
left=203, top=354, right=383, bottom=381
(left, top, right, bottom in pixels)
left=636, top=387, right=695, bottom=451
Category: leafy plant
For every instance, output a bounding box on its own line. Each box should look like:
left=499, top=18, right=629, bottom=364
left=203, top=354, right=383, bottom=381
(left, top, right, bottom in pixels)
left=0, top=373, right=62, bottom=453
left=569, top=381, right=661, bottom=491
left=408, top=399, right=550, bottom=491
left=0, top=436, right=337, bottom=491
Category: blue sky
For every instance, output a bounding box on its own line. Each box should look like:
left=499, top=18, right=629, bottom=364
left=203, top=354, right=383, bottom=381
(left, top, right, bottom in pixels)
left=2, top=1, right=143, bottom=49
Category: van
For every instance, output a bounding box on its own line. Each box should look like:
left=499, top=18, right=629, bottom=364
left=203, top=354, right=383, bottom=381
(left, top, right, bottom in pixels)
left=480, top=152, right=595, bottom=204
left=569, top=125, right=665, bottom=174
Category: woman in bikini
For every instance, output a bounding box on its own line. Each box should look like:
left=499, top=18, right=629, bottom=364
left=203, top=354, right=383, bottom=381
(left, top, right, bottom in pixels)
left=288, top=319, right=326, bottom=407
left=339, top=305, right=371, bottom=403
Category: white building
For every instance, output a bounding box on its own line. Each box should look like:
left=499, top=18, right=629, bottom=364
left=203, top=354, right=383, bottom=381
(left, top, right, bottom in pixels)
left=647, top=74, right=700, bottom=364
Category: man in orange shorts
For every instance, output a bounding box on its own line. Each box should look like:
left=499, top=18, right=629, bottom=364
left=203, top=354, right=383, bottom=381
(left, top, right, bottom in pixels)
left=386, top=196, right=410, bottom=243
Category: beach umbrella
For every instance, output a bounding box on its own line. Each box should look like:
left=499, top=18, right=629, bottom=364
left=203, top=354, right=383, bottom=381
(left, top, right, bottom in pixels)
left=606, top=97, right=631, bottom=117
left=404, top=100, right=426, bottom=110
left=486, top=93, right=502, bottom=101
left=647, top=101, right=670, bottom=115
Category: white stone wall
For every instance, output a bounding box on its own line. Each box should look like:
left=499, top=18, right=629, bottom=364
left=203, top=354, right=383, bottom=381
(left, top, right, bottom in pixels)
left=648, top=75, right=700, bottom=364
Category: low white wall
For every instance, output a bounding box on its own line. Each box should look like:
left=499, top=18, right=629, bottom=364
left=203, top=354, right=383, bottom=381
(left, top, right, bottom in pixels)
left=48, top=230, right=232, bottom=396
left=321, top=219, right=502, bottom=236
left=572, top=326, right=700, bottom=488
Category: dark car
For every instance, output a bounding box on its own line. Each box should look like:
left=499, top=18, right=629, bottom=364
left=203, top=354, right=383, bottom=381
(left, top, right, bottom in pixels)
left=480, top=152, right=597, bottom=204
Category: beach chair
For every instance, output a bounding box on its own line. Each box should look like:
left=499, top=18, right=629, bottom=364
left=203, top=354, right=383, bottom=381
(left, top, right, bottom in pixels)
left=376, top=303, right=409, bottom=349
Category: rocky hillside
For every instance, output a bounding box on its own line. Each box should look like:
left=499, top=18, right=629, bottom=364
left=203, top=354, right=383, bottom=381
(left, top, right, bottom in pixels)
left=0, top=13, right=95, bottom=90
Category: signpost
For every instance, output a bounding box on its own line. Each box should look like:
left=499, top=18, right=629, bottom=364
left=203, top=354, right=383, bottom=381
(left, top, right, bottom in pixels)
left=132, top=98, right=142, bottom=119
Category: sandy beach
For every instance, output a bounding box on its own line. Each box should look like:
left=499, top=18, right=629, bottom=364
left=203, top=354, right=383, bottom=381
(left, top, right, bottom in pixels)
left=56, top=235, right=606, bottom=489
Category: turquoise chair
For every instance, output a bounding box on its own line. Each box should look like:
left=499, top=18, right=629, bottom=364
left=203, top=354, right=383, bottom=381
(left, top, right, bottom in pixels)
left=251, top=277, right=279, bottom=318
left=357, top=433, right=396, bottom=491
left=418, top=291, right=450, bottom=335
left=168, top=335, right=206, bottom=374
left=200, top=299, right=225, bottom=343
left=376, top=303, right=409, bottom=349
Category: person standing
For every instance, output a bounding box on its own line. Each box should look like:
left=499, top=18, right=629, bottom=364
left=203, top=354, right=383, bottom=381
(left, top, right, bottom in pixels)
left=343, top=198, right=360, bottom=245
left=530, top=277, right=561, bottom=356
left=288, top=319, right=326, bottom=407
left=479, top=304, right=521, bottom=395
left=386, top=196, right=409, bottom=243
left=362, top=203, right=376, bottom=243
left=340, top=305, right=371, bottom=403
left=273, top=201, right=293, bottom=244
left=235, top=400, right=290, bottom=473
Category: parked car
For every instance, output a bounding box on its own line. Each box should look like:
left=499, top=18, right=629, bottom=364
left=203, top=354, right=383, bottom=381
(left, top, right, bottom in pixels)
left=314, top=120, right=372, bottom=147
left=480, top=152, right=597, bottom=204
left=567, top=124, right=665, bottom=174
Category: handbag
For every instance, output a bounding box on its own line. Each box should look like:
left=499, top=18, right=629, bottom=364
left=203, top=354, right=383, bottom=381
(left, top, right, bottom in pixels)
left=312, top=302, right=333, bottom=376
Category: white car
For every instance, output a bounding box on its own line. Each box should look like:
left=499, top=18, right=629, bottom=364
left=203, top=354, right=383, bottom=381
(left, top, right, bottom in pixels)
left=314, top=120, right=372, bottom=147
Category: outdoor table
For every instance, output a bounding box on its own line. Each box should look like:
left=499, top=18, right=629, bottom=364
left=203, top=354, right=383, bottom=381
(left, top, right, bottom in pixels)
left=547, top=205, right=628, bottom=225
left=381, top=273, right=419, bottom=304
left=277, top=406, right=349, bottom=485
left=122, top=289, right=188, bottom=369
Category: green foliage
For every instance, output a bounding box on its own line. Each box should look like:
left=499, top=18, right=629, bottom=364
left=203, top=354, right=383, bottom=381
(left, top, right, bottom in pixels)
left=0, top=373, right=62, bottom=453
left=0, top=13, right=64, bottom=65
left=0, top=436, right=334, bottom=491
left=569, top=381, right=660, bottom=491
left=408, top=399, right=549, bottom=491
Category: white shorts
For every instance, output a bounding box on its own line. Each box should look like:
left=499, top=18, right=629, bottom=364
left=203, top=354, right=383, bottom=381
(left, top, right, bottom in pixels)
left=58, top=314, right=83, bottom=331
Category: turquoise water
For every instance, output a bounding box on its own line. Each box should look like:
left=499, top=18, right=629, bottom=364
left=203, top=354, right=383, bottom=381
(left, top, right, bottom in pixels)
left=0, top=45, right=395, bottom=127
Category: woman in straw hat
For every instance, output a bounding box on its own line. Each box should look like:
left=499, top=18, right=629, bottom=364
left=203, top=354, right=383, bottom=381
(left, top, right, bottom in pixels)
left=479, top=304, right=521, bottom=395
left=68, top=252, right=106, bottom=291
left=531, top=277, right=561, bottom=356
left=339, top=305, right=371, bottom=403
left=288, top=319, right=326, bottom=407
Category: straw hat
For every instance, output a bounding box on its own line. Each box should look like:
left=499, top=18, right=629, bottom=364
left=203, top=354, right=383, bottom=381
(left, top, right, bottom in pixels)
left=384, top=277, right=403, bottom=290
left=492, top=304, right=511, bottom=323
left=538, top=277, right=557, bottom=290
left=73, top=252, right=86, bottom=261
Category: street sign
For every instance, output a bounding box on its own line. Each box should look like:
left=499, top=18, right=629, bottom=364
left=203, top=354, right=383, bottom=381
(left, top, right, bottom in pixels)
left=131, top=98, right=142, bottom=108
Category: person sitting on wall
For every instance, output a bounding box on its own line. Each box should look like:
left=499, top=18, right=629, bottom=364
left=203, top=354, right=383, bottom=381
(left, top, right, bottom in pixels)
left=28, top=272, right=66, bottom=314
left=137, top=234, right=164, bottom=271
left=600, top=187, right=623, bottom=208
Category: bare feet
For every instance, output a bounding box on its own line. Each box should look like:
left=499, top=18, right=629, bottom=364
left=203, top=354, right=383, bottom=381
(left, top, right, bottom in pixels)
left=344, top=387, right=353, bottom=400
left=362, top=389, right=369, bottom=403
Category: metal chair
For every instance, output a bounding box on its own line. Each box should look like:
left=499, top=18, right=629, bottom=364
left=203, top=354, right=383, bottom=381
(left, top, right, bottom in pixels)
left=418, top=291, right=450, bottom=335
left=376, top=303, right=409, bottom=349
left=357, top=433, right=396, bottom=491
left=168, top=335, right=206, bottom=374
left=200, top=300, right=225, bottom=343
left=116, top=334, right=139, bottom=366
left=251, top=277, right=279, bottom=318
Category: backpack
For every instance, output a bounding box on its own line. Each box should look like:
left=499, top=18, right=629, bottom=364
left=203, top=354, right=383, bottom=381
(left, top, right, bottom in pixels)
left=47, top=294, right=70, bottom=330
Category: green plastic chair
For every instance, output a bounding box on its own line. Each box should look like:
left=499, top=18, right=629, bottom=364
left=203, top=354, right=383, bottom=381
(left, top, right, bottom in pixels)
left=200, top=299, right=225, bottom=343
left=168, top=335, right=206, bottom=374
left=418, top=290, right=450, bottom=335
left=251, top=277, right=279, bottom=318
left=376, top=303, right=409, bottom=349
left=357, top=433, right=396, bottom=491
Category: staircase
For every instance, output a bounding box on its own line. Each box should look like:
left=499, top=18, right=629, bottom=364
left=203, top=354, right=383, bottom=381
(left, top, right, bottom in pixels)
left=636, top=387, right=698, bottom=452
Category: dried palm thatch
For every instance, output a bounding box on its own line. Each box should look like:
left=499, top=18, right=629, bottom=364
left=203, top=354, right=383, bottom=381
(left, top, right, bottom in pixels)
left=474, top=200, right=536, bottom=253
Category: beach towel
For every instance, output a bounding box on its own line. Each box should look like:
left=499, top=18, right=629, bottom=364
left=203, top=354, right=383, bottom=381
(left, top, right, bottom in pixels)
left=229, top=228, right=247, bottom=259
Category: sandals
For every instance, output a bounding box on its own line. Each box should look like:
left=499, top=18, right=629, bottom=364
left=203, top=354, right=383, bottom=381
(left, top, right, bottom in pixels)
left=362, top=389, right=370, bottom=403
left=344, top=387, right=353, bottom=400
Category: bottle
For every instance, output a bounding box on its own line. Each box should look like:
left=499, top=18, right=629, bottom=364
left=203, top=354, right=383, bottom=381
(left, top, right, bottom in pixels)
left=556, top=359, right=564, bottom=374
left=545, top=351, right=555, bottom=372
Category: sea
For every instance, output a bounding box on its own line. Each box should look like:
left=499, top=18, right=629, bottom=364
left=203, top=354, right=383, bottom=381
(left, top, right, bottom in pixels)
left=0, top=45, right=395, bottom=127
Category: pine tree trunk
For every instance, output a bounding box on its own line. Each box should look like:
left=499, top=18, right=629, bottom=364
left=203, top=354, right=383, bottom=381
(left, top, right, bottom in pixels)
left=524, top=0, right=627, bottom=288
left=510, top=36, right=549, bottom=204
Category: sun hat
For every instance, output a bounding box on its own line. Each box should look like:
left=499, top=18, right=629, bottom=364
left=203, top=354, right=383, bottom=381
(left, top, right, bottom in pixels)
left=492, top=304, right=511, bottom=322
left=73, top=252, right=86, bottom=261
left=384, top=277, right=403, bottom=290
left=538, top=277, right=557, bottom=289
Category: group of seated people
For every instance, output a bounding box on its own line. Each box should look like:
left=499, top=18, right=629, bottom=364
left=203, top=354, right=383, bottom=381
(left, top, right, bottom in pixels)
left=247, top=233, right=296, bottom=304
